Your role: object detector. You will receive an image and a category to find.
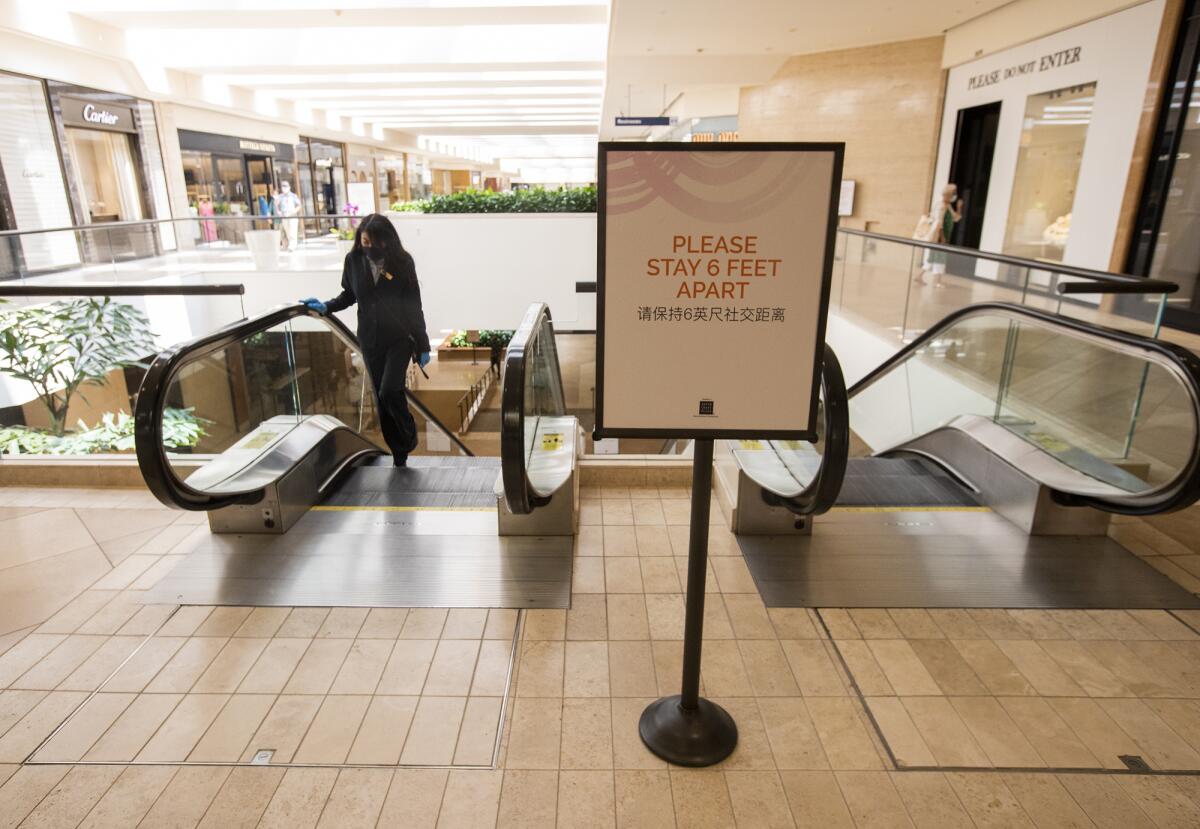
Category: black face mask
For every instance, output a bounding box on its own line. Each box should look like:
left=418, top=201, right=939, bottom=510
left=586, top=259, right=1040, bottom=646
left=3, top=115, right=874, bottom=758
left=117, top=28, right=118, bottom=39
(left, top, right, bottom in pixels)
left=364, top=246, right=385, bottom=263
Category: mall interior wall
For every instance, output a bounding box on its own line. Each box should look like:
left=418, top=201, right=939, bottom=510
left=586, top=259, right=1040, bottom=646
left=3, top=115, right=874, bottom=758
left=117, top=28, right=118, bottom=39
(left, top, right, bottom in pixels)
left=737, top=36, right=945, bottom=237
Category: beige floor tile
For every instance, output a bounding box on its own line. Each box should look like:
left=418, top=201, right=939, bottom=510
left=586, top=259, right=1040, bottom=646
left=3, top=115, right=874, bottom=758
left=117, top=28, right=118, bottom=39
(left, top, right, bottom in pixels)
left=453, top=695, right=502, bottom=766
left=358, top=608, right=409, bottom=639
left=234, top=607, right=290, bottom=638
left=632, top=500, right=666, bottom=526
left=671, top=769, right=735, bottom=828
left=197, top=767, right=285, bottom=829
left=944, top=772, right=1035, bottom=829
left=781, top=639, right=847, bottom=696
left=84, top=692, right=182, bottom=762
left=192, top=637, right=270, bottom=693
left=640, top=557, right=683, bottom=593
left=76, top=765, right=178, bottom=829
left=724, top=594, right=775, bottom=640
left=651, top=640, right=688, bottom=697
left=577, top=525, right=603, bottom=555
left=377, top=638, right=437, bottom=695
left=1116, top=775, right=1200, bottom=828
left=1126, top=640, right=1200, bottom=695
left=567, top=594, right=608, bottom=641
left=557, top=770, right=616, bottom=829
left=886, top=609, right=944, bottom=640
left=711, top=557, right=757, bottom=594
left=757, top=697, right=828, bottom=770
left=741, top=639, right=802, bottom=697
left=314, top=768, right=393, bottom=829
left=714, top=697, right=776, bottom=771
left=17, top=763, right=122, bottom=829
left=400, top=694, right=467, bottom=766
left=608, top=641, right=657, bottom=698
left=604, top=526, right=639, bottom=557
left=995, top=639, right=1087, bottom=697
left=950, top=696, right=1044, bottom=768
left=306, top=607, right=366, bottom=638
left=1006, top=609, right=1072, bottom=640
left=672, top=555, right=721, bottom=595
left=606, top=557, right=645, bottom=593
left=1128, top=610, right=1199, bottom=641
left=573, top=558, right=606, bottom=595
left=610, top=698, right=665, bottom=770
left=725, top=771, right=793, bottom=828
left=257, top=767, right=339, bottom=829
left=1057, top=773, right=1157, bottom=829
left=194, top=606, right=254, bottom=637
left=1038, top=640, right=1131, bottom=697
left=137, top=692, right=229, bottom=762
left=276, top=608, right=329, bottom=638
left=602, top=500, right=634, bottom=527
left=145, top=636, right=229, bottom=693
left=779, top=770, right=853, bottom=828
left=436, top=769, right=503, bottom=829
left=282, top=637, right=352, bottom=694
left=1145, top=699, right=1200, bottom=752
left=804, top=697, right=883, bottom=770
left=645, top=594, right=685, bottom=641
left=0, top=689, right=48, bottom=738
left=1097, top=698, right=1200, bottom=770
left=767, top=608, right=819, bottom=640
left=497, top=770, right=557, bottom=829
left=865, top=697, right=936, bottom=768
left=0, top=546, right=112, bottom=636
left=998, top=697, right=1102, bottom=768
left=72, top=586, right=144, bottom=636
left=242, top=694, right=323, bottom=764
left=927, top=609, right=986, bottom=639
left=832, top=640, right=894, bottom=696
left=471, top=639, right=515, bottom=697
left=293, top=694, right=370, bottom=764
left=524, top=609, right=567, bottom=640
left=35, top=590, right=116, bottom=636
left=377, top=768, right=448, bottom=829
left=607, top=595, right=650, bottom=641
left=1082, top=640, right=1183, bottom=697
left=344, top=695, right=418, bottom=765
left=1002, top=772, right=1095, bottom=829
left=564, top=641, right=610, bottom=697
left=846, top=608, right=901, bottom=639
left=0, top=508, right=94, bottom=570
left=34, top=691, right=133, bottom=762
left=908, top=638, right=988, bottom=696
left=818, top=609, right=861, bottom=640
left=155, top=606, right=212, bottom=637
left=901, top=696, right=989, bottom=768
left=560, top=697, right=613, bottom=770
left=693, top=640, right=745, bottom=697
left=950, top=639, right=1036, bottom=697
left=423, top=639, right=482, bottom=696
left=518, top=639, right=564, bottom=697
left=12, top=634, right=106, bottom=690
left=506, top=695, right=562, bottom=769
left=866, top=639, right=941, bottom=696
left=443, top=608, right=488, bottom=639
left=614, top=769, right=673, bottom=828
left=101, top=636, right=185, bottom=693
left=92, top=554, right=160, bottom=590
left=0, top=634, right=67, bottom=688
left=329, top=638, right=396, bottom=695
left=1047, top=698, right=1142, bottom=770
left=0, top=765, right=71, bottom=829
left=189, top=693, right=275, bottom=762
left=236, top=637, right=310, bottom=694
left=890, top=771, right=974, bottom=828
left=968, top=610, right=1029, bottom=640
left=837, top=770, right=916, bottom=828
left=0, top=691, right=88, bottom=762
left=116, top=603, right=176, bottom=636
left=633, top=526, right=673, bottom=557
left=137, top=765, right=231, bottom=829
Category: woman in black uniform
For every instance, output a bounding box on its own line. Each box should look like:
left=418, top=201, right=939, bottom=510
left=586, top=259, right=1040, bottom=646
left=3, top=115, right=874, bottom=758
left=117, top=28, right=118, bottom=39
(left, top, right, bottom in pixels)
left=301, top=213, right=431, bottom=467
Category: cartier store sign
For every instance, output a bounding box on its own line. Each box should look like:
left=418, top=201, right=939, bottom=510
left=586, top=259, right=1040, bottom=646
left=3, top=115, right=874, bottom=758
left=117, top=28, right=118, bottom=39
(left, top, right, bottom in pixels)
left=60, top=96, right=136, bottom=133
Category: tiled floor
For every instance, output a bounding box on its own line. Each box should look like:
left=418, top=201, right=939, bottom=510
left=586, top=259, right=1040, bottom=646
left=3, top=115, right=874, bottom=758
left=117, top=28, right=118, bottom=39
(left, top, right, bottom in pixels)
left=0, top=484, right=1199, bottom=827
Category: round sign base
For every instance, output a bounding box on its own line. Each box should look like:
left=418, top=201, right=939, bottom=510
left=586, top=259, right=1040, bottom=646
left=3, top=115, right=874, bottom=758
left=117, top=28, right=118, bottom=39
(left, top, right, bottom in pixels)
left=639, top=695, right=738, bottom=767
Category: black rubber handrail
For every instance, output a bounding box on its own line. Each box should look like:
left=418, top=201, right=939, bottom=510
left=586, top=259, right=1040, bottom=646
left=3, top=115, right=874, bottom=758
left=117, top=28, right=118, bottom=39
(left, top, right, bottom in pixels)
left=500, top=302, right=567, bottom=515
left=759, top=344, right=850, bottom=517
left=839, top=227, right=1179, bottom=294
left=846, top=301, right=1200, bottom=515
left=134, top=303, right=471, bottom=511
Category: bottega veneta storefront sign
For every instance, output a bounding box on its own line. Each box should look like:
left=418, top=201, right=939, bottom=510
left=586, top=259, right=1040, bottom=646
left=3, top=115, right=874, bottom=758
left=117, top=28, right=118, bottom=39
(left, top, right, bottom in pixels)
left=60, top=97, right=136, bottom=133
left=967, top=46, right=1083, bottom=90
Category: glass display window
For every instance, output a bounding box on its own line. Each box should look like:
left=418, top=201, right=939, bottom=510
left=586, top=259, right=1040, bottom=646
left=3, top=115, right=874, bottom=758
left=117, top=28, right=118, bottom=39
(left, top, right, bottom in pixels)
left=1002, top=82, right=1097, bottom=262
left=64, top=127, right=146, bottom=223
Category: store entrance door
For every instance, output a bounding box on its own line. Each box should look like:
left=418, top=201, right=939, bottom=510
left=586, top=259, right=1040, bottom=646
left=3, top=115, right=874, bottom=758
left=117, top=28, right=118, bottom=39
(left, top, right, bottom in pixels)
left=246, top=155, right=275, bottom=228
left=948, top=101, right=1001, bottom=250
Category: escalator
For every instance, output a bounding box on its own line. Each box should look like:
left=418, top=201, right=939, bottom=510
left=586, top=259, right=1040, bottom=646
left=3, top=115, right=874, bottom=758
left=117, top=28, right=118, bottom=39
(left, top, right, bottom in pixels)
left=720, top=302, right=1200, bottom=535
left=133, top=301, right=578, bottom=608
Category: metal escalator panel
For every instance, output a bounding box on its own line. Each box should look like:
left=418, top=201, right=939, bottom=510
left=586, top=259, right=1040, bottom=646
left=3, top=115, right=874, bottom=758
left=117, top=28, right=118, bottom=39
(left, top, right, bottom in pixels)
left=846, top=302, right=1200, bottom=514
left=135, top=304, right=471, bottom=512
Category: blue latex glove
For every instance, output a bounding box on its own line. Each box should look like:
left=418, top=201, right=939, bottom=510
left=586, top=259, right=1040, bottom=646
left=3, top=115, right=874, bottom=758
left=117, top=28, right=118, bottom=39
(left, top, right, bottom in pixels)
left=300, top=297, right=327, bottom=315
left=418, top=352, right=431, bottom=368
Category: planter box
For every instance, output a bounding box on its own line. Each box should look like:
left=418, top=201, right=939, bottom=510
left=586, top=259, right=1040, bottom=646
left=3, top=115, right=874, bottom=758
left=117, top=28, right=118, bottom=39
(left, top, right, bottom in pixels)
left=244, top=229, right=282, bottom=270
left=437, top=345, right=506, bottom=362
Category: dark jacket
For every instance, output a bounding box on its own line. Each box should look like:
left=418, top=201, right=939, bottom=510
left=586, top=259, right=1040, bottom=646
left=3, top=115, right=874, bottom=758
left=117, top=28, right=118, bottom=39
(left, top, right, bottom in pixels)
left=325, top=250, right=432, bottom=356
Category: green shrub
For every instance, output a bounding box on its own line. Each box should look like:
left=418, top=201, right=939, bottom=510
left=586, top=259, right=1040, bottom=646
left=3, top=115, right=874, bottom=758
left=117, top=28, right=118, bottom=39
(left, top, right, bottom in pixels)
left=391, top=186, right=596, bottom=214
left=0, top=407, right=208, bottom=456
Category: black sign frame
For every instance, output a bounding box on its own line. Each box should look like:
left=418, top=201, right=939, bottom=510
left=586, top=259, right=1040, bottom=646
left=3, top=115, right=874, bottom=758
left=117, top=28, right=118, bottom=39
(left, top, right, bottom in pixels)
left=593, top=140, right=844, bottom=443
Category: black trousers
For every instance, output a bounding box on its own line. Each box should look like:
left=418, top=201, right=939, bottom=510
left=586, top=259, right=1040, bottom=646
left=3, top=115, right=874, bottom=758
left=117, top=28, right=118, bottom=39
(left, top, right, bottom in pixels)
left=363, top=340, right=417, bottom=461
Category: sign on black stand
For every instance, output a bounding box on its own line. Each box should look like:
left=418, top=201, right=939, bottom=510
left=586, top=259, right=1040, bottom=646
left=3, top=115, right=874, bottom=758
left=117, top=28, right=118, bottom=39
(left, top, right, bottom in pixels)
left=594, top=142, right=843, bottom=766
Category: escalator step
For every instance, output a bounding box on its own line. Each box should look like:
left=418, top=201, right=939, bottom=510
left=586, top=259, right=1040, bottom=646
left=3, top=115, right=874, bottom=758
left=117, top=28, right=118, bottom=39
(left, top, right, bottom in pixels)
left=835, top=457, right=980, bottom=507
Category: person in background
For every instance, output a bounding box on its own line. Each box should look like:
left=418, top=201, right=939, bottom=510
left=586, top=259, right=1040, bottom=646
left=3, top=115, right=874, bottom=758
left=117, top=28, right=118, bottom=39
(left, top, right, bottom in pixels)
left=274, top=181, right=302, bottom=251
left=914, top=183, right=962, bottom=287
left=300, top=214, right=432, bottom=467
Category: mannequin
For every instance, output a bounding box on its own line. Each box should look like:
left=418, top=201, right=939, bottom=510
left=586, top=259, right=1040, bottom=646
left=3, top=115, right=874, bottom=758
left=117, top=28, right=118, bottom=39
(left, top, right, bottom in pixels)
left=274, top=181, right=302, bottom=251
left=915, top=184, right=962, bottom=287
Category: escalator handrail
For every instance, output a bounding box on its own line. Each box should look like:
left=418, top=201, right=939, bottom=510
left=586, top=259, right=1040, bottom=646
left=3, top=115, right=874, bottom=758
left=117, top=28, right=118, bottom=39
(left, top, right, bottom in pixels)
left=500, top=302, right=567, bottom=515
left=845, top=301, right=1200, bottom=515
left=757, top=344, right=850, bottom=516
left=134, top=303, right=471, bottom=511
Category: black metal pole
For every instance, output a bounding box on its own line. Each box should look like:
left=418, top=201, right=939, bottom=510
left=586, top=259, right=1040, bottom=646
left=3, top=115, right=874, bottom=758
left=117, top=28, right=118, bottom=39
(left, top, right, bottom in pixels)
left=638, top=438, right=737, bottom=766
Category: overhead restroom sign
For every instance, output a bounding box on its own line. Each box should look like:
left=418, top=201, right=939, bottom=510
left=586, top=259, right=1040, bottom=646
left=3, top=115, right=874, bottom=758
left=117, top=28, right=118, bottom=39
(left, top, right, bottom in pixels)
left=595, top=142, right=843, bottom=440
